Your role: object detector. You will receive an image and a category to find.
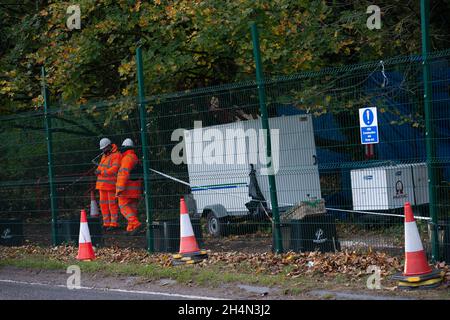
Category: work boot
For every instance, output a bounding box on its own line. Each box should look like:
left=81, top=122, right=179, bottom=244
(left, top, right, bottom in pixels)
left=127, top=221, right=143, bottom=236
left=126, top=219, right=139, bottom=232
left=106, top=223, right=120, bottom=231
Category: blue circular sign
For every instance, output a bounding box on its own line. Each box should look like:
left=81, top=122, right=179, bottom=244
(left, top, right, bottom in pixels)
left=363, top=109, right=374, bottom=126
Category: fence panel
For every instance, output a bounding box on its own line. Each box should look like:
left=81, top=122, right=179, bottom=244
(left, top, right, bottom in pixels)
left=0, top=112, right=49, bottom=245
left=1, top=50, right=449, bottom=259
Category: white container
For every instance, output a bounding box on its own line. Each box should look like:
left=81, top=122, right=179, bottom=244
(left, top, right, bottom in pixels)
left=351, top=164, right=415, bottom=211
left=184, top=114, right=321, bottom=217
left=411, top=162, right=429, bottom=205
left=244, top=115, right=321, bottom=209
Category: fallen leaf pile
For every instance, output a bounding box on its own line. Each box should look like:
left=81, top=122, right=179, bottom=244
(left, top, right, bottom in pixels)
left=1, top=245, right=449, bottom=282
left=200, top=250, right=405, bottom=280
left=0, top=245, right=172, bottom=266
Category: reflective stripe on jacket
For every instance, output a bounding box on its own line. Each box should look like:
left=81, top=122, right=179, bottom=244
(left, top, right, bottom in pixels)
left=95, top=144, right=122, bottom=191
left=116, top=149, right=142, bottom=198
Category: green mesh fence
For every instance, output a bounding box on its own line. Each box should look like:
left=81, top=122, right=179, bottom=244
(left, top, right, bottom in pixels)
left=1, top=49, right=449, bottom=259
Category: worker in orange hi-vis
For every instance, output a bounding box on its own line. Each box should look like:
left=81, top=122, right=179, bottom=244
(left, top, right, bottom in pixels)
left=116, top=138, right=143, bottom=235
left=95, top=138, right=122, bottom=230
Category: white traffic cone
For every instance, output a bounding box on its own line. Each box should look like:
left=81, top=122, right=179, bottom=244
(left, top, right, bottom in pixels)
left=403, top=202, right=432, bottom=276
left=392, top=202, right=444, bottom=289
left=76, top=209, right=96, bottom=261
left=179, top=197, right=200, bottom=255
left=89, top=191, right=100, bottom=218
left=172, top=198, right=208, bottom=266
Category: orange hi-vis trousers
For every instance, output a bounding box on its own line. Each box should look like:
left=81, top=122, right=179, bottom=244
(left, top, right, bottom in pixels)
left=99, top=190, right=119, bottom=227
left=118, top=197, right=140, bottom=231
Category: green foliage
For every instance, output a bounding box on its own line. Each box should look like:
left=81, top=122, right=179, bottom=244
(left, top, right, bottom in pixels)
left=1, top=0, right=450, bottom=116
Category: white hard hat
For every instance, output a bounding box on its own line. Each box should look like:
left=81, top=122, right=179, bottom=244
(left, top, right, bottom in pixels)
left=99, top=138, right=112, bottom=150
left=122, top=138, right=134, bottom=148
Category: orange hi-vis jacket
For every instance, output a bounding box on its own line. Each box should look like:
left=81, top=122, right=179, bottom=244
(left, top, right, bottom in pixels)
left=116, top=149, right=142, bottom=199
left=95, top=144, right=122, bottom=191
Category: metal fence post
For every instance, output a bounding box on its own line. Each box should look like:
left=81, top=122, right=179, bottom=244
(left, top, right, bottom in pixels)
left=420, top=0, right=439, bottom=262
left=136, top=46, right=154, bottom=253
left=250, top=22, right=283, bottom=254
left=41, top=67, right=58, bottom=246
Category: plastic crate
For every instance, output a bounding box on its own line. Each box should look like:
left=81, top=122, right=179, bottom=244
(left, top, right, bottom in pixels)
left=273, top=214, right=340, bottom=253
left=56, top=217, right=103, bottom=247
left=152, top=219, right=202, bottom=253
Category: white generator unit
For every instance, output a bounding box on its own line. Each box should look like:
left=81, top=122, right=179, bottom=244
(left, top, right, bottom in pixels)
left=351, top=163, right=429, bottom=211
left=183, top=114, right=321, bottom=235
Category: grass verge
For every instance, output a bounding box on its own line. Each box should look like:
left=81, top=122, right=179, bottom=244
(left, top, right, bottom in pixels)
left=0, top=254, right=336, bottom=296
left=1, top=251, right=449, bottom=299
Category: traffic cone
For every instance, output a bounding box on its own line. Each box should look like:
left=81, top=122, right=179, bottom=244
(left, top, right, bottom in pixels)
left=179, top=197, right=200, bottom=254
left=392, top=202, right=443, bottom=289
left=403, top=202, right=432, bottom=276
left=89, top=191, right=100, bottom=218
left=172, top=197, right=208, bottom=265
left=76, top=209, right=96, bottom=261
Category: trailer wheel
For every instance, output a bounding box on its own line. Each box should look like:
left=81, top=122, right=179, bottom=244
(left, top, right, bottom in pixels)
left=206, top=212, right=223, bottom=237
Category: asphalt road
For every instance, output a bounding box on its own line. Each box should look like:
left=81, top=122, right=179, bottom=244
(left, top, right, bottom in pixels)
left=0, top=280, right=201, bottom=300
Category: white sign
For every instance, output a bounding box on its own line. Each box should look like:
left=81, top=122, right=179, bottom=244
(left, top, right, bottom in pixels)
left=359, top=107, right=379, bottom=144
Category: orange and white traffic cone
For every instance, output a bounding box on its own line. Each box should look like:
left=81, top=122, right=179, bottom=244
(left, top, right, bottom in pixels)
left=76, top=209, right=96, bottom=261
left=392, top=202, right=443, bottom=289
left=172, top=197, right=207, bottom=265
left=89, top=191, right=100, bottom=218
left=403, top=202, right=432, bottom=276
left=179, top=197, right=200, bottom=255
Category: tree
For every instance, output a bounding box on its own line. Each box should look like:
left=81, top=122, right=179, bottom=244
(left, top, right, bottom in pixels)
left=1, top=0, right=449, bottom=117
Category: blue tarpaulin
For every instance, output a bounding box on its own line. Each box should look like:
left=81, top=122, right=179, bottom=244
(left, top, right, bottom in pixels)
left=275, top=62, right=450, bottom=214
left=276, top=62, right=450, bottom=181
